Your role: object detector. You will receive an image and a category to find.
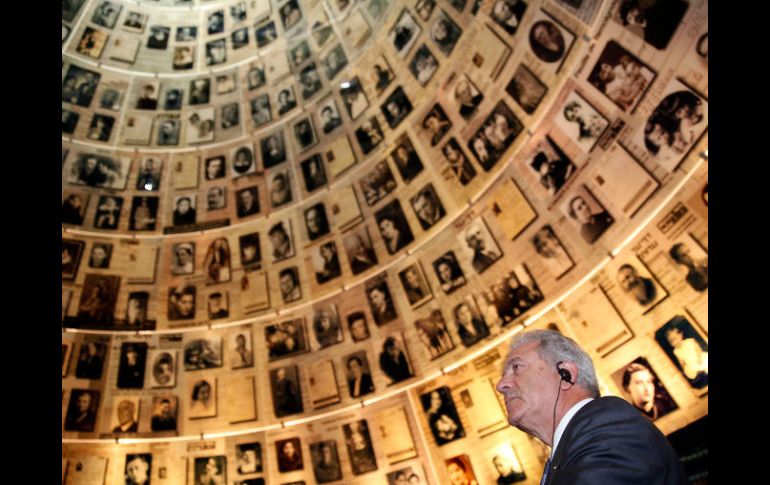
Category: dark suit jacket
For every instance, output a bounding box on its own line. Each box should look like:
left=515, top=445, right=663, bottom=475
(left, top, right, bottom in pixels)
left=546, top=396, right=686, bottom=485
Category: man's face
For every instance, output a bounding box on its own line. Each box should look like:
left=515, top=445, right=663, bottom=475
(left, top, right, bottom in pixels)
left=156, top=363, right=172, bottom=384
left=160, top=402, right=171, bottom=416
left=127, top=350, right=138, bottom=365
left=177, top=199, right=191, bottom=214
left=85, top=157, right=98, bottom=172
left=350, top=319, right=367, bottom=339
left=208, top=188, right=223, bottom=207
left=92, top=247, right=106, bottom=263
left=117, top=401, right=134, bottom=424
left=617, top=267, right=640, bottom=292
left=414, top=195, right=435, bottom=222
left=77, top=393, right=91, bottom=412
left=466, top=227, right=485, bottom=251
left=495, top=341, right=560, bottom=436
left=270, top=230, right=287, bottom=248
left=306, top=209, right=321, bottom=233
left=627, top=369, right=655, bottom=408
left=126, top=458, right=148, bottom=484
left=176, top=248, right=191, bottom=264
left=208, top=297, right=222, bottom=312
left=240, top=190, right=254, bottom=207
left=369, top=288, right=385, bottom=308
left=438, top=262, right=452, bottom=282
left=379, top=219, right=396, bottom=240
left=177, top=294, right=194, bottom=316
left=322, top=108, right=333, bottom=123
left=207, top=159, right=222, bottom=179
left=457, top=304, right=472, bottom=324
left=242, top=244, right=257, bottom=261
left=406, top=269, right=420, bottom=288
left=280, top=274, right=295, bottom=296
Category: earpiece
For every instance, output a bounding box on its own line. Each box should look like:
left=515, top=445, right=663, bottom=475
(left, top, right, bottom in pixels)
left=556, top=361, right=573, bottom=384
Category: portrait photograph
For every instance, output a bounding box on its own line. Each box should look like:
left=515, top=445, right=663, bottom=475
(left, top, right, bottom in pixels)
left=310, top=440, right=342, bottom=483
left=293, top=116, right=318, bottom=151
left=86, top=243, right=112, bottom=270
left=276, top=437, right=304, bottom=472
left=370, top=54, right=395, bottom=96
left=389, top=8, right=421, bottom=58
left=184, top=337, right=223, bottom=370
left=167, top=284, right=196, bottom=320
left=207, top=186, right=227, bottom=211
left=77, top=274, right=121, bottom=326
left=493, top=266, right=544, bottom=324
left=387, top=466, right=424, bottom=484
left=124, top=454, right=152, bottom=484
left=229, top=330, right=254, bottom=369
left=562, top=185, right=614, bottom=244
left=268, top=219, right=295, bottom=262
left=667, top=234, right=708, bottom=292
left=170, top=242, right=194, bottom=275
left=451, top=74, right=484, bottom=120
left=221, top=102, right=240, bottom=129
left=429, top=9, right=462, bottom=56
left=525, top=135, right=576, bottom=198
left=86, top=114, right=114, bottom=141
left=189, top=378, right=217, bottom=418
left=421, top=102, right=452, bottom=147
left=261, top=131, right=287, bottom=168
left=343, top=419, right=378, bottom=474
left=343, top=350, right=375, bottom=398
left=322, top=43, right=349, bottom=81
left=148, top=349, right=176, bottom=388
left=276, top=85, right=298, bottom=117
left=375, top=199, right=415, bottom=254
left=527, top=9, right=576, bottom=71
left=381, top=86, right=413, bottom=129
left=298, top=62, right=323, bottom=100
left=265, top=318, right=309, bottom=361
left=116, top=341, right=148, bottom=389
left=154, top=116, right=179, bottom=146
left=486, top=442, right=527, bottom=484
left=163, top=88, right=182, bottom=110
left=203, top=238, right=231, bottom=284
left=255, top=21, right=277, bottom=47
left=409, top=44, right=439, bottom=86
left=312, top=305, right=343, bottom=348
left=399, top=262, right=433, bottom=308
left=390, top=134, right=424, bottom=184
left=554, top=90, right=610, bottom=153
left=612, top=356, right=678, bottom=421
left=345, top=311, right=370, bottom=343
left=246, top=63, right=266, bottom=91
left=458, top=217, right=503, bottom=274
left=207, top=291, right=230, bottom=320
left=186, top=106, right=215, bottom=144
left=344, top=225, right=379, bottom=275
left=238, top=232, right=261, bottom=272
left=415, top=0, right=436, bottom=20
left=432, top=250, right=466, bottom=294
left=359, top=160, right=398, bottom=206
left=452, top=296, right=490, bottom=347
left=150, top=395, right=178, bottom=432
left=64, top=389, right=100, bottom=432
left=232, top=26, right=249, bottom=49
left=62, top=65, right=101, bottom=107
left=135, top=157, right=162, bottom=191
left=67, top=153, right=131, bottom=190
left=271, top=365, right=304, bottom=417
left=355, top=116, right=385, bottom=155
left=92, top=1, right=121, bottom=28
left=636, top=78, right=707, bottom=171
left=75, top=337, right=107, bottom=380
left=300, top=154, right=328, bottom=192
left=176, top=25, right=197, bottom=41
left=250, top=94, right=272, bottom=128
left=62, top=0, right=86, bottom=22
left=122, top=11, right=147, bottom=33
left=279, top=266, right=302, bottom=303
left=172, top=45, right=195, bottom=70
left=420, top=386, right=465, bottom=445
left=588, top=40, right=656, bottom=113
left=410, top=183, right=446, bottom=230
left=186, top=79, right=209, bottom=107
left=269, top=169, right=294, bottom=209
left=655, top=315, right=708, bottom=391
left=613, top=0, right=689, bottom=50
left=61, top=109, right=79, bottom=134
left=76, top=27, right=108, bottom=59
left=365, top=274, right=398, bottom=326
left=110, top=396, right=140, bottom=433
left=62, top=239, right=85, bottom=280
left=378, top=332, right=413, bottom=385
left=312, top=241, right=342, bottom=284
left=467, top=101, right=523, bottom=171
left=530, top=224, right=575, bottom=279
left=236, top=442, right=263, bottom=475
left=147, top=26, right=170, bottom=50
left=304, top=202, right=331, bottom=241
left=280, top=0, right=303, bottom=30
left=340, top=76, right=369, bottom=120
left=414, top=308, right=455, bottom=359
left=490, top=0, right=527, bottom=35
left=125, top=291, right=150, bottom=328
left=194, top=456, right=226, bottom=485
left=100, top=85, right=124, bottom=111
left=609, top=255, right=668, bottom=314
left=318, top=97, right=343, bottom=134
left=288, top=40, right=311, bottom=68
left=92, top=195, right=123, bottom=230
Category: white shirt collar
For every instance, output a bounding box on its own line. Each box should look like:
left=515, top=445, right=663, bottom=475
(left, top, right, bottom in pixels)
left=551, top=398, right=594, bottom=457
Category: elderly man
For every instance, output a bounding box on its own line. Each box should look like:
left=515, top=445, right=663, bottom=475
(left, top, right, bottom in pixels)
left=496, top=329, right=686, bottom=484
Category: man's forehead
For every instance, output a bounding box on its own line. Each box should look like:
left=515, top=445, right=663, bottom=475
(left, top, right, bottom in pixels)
left=505, top=340, right=540, bottom=362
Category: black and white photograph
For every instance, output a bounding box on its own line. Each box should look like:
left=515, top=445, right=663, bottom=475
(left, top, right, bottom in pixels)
left=171, top=242, right=194, bottom=275
left=355, top=117, right=385, bottom=154
left=276, top=437, right=304, bottom=472
left=410, top=183, right=446, bottom=230
left=184, top=337, right=223, bottom=370
left=432, top=251, right=466, bottom=294
left=189, top=378, right=217, bottom=418
left=312, top=241, right=342, bottom=284
left=452, top=296, right=490, bottom=347
left=176, top=25, right=197, bottom=41
left=381, top=86, right=413, bottom=128
left=389, top=8, right=421, bottom=58
left=313, top=305, right=343, bottom=348
left=340, top=77, right=369, bottom=120
left=398, top=262, right=433, bottom=308
left=276, top=86, right=298, bottom=116
left=232, top=27, right=249, bottom=49
left=280, top=0, right=303, bottom=30
left=203, top=238, right=231, bottom=284
left=99, top=85, right=123, bottom=111
left=255, top=21, right=277, bottom=47
left=172, top=194, right=196, bottom=226
left=322, top=43, right=349, bottom=80
left=492, top=266, right=543, bottom=324
left=319, top=98, right=343, bottom=134
left=526, top=135, right=576, bottom=197
left=149, top=350, right=176, bottom=388
left=75, top=338, right=107, bottom=379
left=92, top=1, right=121, bottom=29
left=655, top=315, right=708, bottom=390
left=409, top=44, right=439, bottom=86
left=279, top=266, right=302, bottom=303
left=370, top=55, right=395, bottom=96
left=310, top=440, right=342, bottom=483
left=116, top=342, right=147, bottom=389
left=614, top=0, right=689, bottom=50
left=554, top=90, right=610, bottom=153
left=173, top=45, right=195, bottom=70
left=229, top=330, right=254, bottom=368
left=527, top=10, right=575, bottom=71
left=76, top=27, right=108, bottom=59
left=637, top=78, right=707, bottom=171
left=420, top=386, right=465, bottom=445
left=301, top=154, right=328, bottom=192
left=186, top=107, right=215, bottom=144
left=77, top=274, right=120, bottom=326
left=530, top=225, right=574, bottom=279
left=239, top=232, right=261, bottom=271
left=88, top=242, right=112, bottom=268
left=421, top=103, right=452, bottom=147
left=344, top=226, right=379, bottom=275
left=167, top=284, right=196, bottom=320
left=163, top=88, right=183, bottom=110
left=311, top=14, right=335, bottom=48
left=207, top=9, right=225, bottom=34
left=442, top=137, right=477, bottom=185
left=359, top=161, right=398, bottom=206
left=271, top=365, right=304, bottom=417
left=490, top=0, right=527, bottom=35
left=416, top=0, right=436, bottom=20
left=230, top=145, right=256, bottom=178
left=135, top=157, right=162, bottom=191
left=124, top=454, right=152, bottom=484
left=189, top=78, right=211, bottom=105
left=236, top=442, right=262, bottom=474
left=261, top=132, right=287, bottom=168
left=268, top=219, right=295, bottom=262
left=387, top=466, right=424, bottom=484
left=467, top=101, right=523, bottom=171
left=293, top=116, right=318, bottom=151
left=62, top=0, right=86, bottom=22
left=62, top=192, right=88, bottom=225
left=375, top=199, right=414, bottom=254
left=62, top=65, right=101, bottom=107
left=110, top=397, right=140, bottom=433
left=156, top=117, right=180, bottom=146
left=250, top=94, right=272, bottom=128
left=289, top=40, right=312, bottom=68
left=304, top=202, right=331, bottom=241
left=269, top=170, right=294, bottom=208
left=668, top=235, right=708, bottom=292
left=414, top=309, right=454, bottom=358
left=207, top=186, right=227, bottom=211
left=62, top=109, right=79, bottom=134
left=562, top=185, right=614, bottom=244
left=92, top=195, right=123, bottom=230
left=611, top=256, right=668, bottom=311
left=379, top=333, right=413, bottom=384
left=390, top=134, right=424, bottom=184
left=221, top=102, right=240, bottom=129
left=64, top=389, right=100, bottom=432
left=344, top=351, right=375, bottom=398
left=265, top=319, right=309, bottom=360
left=68, top=153, right=131, bottom=190
left=348, top=311, right=371, bottom=342
left=588, top=40, right=656, bottom=112
left=343, top=420, right=378, bottom=474
left=217, top=73, right=237, bottom=95
left=247, top=63, right=266, bottom=90
left=453, top=75, right=484, bottom=120
left=366, top=275, right=398, bottom=326
left=125, top=291, right=150, bottom=327
left=459, top=217, right=503, bottom=273
left=611, top=356, right=677, bottom=421
left=147, top=26, right=170, bottom=50
left=151, top=395, right=178, bottom=431
left=298, top=63, right=323, bottom=100
left=194, top=456, right=227, bottom=485
left=429, top=9, right=462, bottom=56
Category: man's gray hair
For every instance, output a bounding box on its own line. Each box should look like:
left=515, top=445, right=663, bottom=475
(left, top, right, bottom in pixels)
left=509, top=329, right=600, bottom=397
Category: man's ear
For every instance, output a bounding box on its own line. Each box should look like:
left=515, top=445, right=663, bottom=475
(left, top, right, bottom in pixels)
left=558, top=361, right=579, bottom=389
